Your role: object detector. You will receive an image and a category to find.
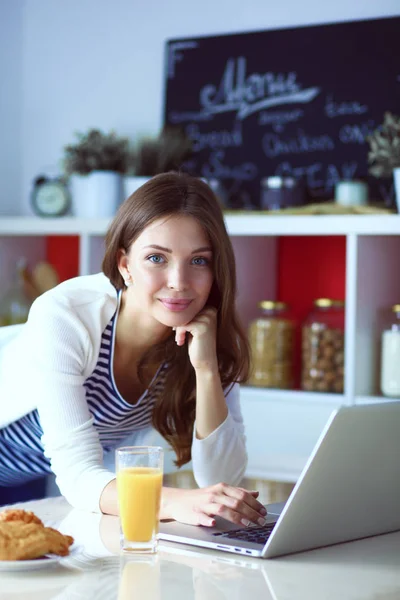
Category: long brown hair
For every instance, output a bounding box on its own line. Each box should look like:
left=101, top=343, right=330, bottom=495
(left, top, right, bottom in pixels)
left=102, top=172, right=250, bottom=466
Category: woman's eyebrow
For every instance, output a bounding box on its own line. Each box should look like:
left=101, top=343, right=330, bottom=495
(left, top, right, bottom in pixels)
left=143, top=244, right=212, bottom=254
left=191, top=246, right=213, bottom=254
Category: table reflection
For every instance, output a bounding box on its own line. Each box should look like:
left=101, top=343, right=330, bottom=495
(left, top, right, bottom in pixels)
left=118, top=556, right=160, bottom=600
left=1, top=501, right=399, bottom=600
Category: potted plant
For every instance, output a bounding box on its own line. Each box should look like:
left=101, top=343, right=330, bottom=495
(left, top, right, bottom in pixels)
left=63, top=129, right=130, bottom=218
left=124, top=126, right=193, bottom=198
left=367, top=112, right=400, bottom=212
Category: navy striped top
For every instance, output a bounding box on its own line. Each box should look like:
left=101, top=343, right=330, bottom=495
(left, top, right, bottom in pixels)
left=0, top=301, right=166, bottom=487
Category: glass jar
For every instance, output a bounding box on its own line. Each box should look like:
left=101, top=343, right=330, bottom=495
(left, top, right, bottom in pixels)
left=260, top=176, right=305, bottom=210
left=301, top=298, right=345, bottom=393
left=380, top=304, right=400, bottom=397
left=248, top=301, right=295, bottom=389
left=0, top=260, right=32, bottom=326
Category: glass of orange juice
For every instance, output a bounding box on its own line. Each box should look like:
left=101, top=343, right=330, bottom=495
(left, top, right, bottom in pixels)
left=116, top=446, right=164, bottom=554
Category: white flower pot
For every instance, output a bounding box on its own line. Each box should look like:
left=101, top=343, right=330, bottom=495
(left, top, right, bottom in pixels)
left=393, top=168, right=400, bottom=213
left=123, top=176, right=151, bottom=200
left=70, top=171, right=122, bottom=218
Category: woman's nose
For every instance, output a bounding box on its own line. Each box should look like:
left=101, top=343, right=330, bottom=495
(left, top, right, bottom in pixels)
left=167, top=264, right=189, bottom=291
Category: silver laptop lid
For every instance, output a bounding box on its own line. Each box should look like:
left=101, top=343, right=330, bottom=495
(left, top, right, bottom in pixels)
left=263, top=401, right=400, bottom=558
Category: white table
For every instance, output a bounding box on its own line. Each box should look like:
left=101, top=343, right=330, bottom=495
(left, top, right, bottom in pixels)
left=1, top=496, right=399, bottom=600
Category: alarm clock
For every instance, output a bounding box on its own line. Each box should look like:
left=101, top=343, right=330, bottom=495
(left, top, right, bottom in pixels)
left=31, top=176, right=71, bottom=217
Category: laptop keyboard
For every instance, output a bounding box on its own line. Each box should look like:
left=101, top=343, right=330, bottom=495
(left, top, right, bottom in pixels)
left=212, top=522, right=276, bottom=545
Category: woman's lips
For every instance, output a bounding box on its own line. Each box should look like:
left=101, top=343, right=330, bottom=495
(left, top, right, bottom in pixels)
left=159, top=299, right=192, bottom=312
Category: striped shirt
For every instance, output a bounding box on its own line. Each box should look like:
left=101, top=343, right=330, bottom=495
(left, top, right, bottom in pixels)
left=0, top=300, right=166, bottom=487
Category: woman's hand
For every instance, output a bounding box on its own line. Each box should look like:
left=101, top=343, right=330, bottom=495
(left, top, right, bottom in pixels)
left=162, top=483, right=268, bottom=528
left=173, top=307, right=218, bottom=372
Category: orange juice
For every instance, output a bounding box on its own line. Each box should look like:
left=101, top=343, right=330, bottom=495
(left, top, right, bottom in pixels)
left=117, top=466, right=163, bottom=542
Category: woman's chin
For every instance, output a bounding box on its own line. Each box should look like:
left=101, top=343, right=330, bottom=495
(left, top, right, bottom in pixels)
left=155, top=310, right=194, bottom=329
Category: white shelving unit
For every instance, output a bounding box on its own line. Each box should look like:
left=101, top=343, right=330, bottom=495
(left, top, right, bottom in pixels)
left=1, top=214, right=400, bottom=236
left=1, top=214, right=399, bottom=482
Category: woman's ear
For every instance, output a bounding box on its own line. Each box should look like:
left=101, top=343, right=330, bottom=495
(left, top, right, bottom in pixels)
left=117, top=248, right=132, bottom=287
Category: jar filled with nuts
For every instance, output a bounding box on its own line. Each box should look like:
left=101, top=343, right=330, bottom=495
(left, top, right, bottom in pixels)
left=248, top=301, right=295, bottom=389
left=301, top=299, right=345, bottom=393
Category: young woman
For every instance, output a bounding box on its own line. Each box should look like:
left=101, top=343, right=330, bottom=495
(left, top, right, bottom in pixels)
left=0, top=172, right=267, bottom=528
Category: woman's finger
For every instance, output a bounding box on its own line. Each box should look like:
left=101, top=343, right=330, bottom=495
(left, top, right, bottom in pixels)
left=219, top=484, right=267, bottom=516
left=217, top=494, right=266, bottom=526
left=175, top=328, right=187, bottom=346
left=237, top=488, right=260, bottom=498
left=197, top=513, right=216, bottom=527
left=191, top=312, right=216, bottom=325
left=195, top=306, right=217, bottom=320
left=198, top=503, right=244, bottom=526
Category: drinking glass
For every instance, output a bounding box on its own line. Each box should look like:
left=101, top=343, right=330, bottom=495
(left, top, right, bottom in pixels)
left=116, top=446, right=164, bottom=554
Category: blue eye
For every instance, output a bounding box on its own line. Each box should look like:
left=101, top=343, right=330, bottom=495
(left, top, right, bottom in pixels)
left=148, top=255, right=164, bottom=264
left=192, top=257, right=209, bottom=266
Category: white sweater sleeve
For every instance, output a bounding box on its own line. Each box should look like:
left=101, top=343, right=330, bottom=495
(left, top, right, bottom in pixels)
left=24, top=296, right=115, bottom=513
left=191, top=383, right=248, bottom=487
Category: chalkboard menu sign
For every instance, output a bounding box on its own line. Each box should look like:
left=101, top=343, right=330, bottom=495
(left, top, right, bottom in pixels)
left=163, top=16, right=400, bottom=208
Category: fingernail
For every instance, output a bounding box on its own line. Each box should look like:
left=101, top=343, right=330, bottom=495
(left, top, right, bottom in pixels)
left=258, top=517, right=267, bottom=526
left=241, top=518, right=251, bottom=527
left=260, top=508, right=267, bottom=516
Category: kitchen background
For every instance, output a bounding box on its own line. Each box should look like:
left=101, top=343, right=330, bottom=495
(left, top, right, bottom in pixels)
left=1, top=0, right=399, bottom=503
left=1, top=0, right=399, bottom=217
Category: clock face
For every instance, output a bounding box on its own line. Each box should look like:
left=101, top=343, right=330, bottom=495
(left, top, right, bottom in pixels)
left=32, top=181, right=70, bottom=217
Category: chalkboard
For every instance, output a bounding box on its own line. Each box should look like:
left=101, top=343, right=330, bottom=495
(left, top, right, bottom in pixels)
left=163, top=16, right=400, bottom=208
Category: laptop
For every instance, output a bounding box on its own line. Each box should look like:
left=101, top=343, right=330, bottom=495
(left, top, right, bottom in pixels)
left=159, top=401, right=400, bottom=558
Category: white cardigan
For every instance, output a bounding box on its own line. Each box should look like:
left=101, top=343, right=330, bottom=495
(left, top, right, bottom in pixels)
left=0, top=273, right=247, bottom=512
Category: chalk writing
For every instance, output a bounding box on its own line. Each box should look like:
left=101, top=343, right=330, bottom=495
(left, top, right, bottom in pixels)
left=195, top=58, right=320, bottom=120
left=339, top=120, right=376, bottom=144
left=378, top=182, right=394, bottom=205
left=164, top=17, right=400, bottom=204
left=202, top=150, right=258, bottom=181
left=325, top=95, right=368, bottom=118
left=258, top=109, right=304, bottom=132
left=186, top=122, right=243, bottom=152
left=276, top=160, right=358, bottom=194
left=167, top=42, right=198, bottom=78
left=262, top=130, right=335, bottom=158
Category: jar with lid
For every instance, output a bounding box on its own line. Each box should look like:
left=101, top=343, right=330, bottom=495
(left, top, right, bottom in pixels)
left=380, top=304, right=400, bottom=397
left=301, top=298, right=345, bottom=393
left=260, top=176, right=305, bottom=210
left=248, top=301, right=295, bottom=389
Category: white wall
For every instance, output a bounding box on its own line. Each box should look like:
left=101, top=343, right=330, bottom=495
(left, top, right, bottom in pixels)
left=17, top=0, right=400, bottom=215
left=0, top=0, right=23, bottom=215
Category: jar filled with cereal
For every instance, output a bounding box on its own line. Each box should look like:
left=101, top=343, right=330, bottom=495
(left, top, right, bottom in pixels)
left=248, top=301, right=295, bottom=389
left=301, top=298, right=345, bottom=393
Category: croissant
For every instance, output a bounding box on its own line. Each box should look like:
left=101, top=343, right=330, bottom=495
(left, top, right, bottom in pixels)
left=0, top=509, right=74, bottom=561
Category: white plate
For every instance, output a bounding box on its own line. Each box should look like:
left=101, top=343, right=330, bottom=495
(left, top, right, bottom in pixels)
left=0, top=554, right=61, bottom=572
left=0, top=544, right=81, bottom=572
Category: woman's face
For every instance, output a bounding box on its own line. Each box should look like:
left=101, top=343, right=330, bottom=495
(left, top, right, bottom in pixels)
left=119, top=214, right=214, bottom=328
